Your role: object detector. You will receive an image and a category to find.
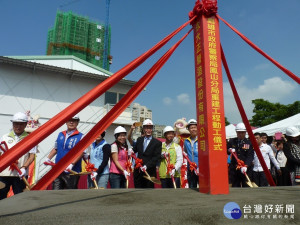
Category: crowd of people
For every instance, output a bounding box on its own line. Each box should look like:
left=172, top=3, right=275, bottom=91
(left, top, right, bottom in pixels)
left=0, top=112, right=300, bottom=199
left=227, top=123, right=300, bottom=187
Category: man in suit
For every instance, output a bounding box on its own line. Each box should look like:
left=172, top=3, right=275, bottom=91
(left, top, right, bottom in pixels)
left=133, top=119, right=162, bottom=188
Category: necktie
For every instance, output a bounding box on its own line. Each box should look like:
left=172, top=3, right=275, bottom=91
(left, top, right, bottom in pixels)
left=143, top=138, right=149, bottom=152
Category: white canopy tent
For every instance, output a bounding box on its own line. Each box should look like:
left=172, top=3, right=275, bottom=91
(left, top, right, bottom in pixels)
left=253, top=113, right=300, bottom=136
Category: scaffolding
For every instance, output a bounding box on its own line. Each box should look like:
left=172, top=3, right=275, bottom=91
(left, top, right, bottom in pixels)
left=46, top=11, right=111, bottom=70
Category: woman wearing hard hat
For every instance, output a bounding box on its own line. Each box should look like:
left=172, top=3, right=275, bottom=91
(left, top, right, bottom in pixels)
left=109, top=126, right=130, bottom=188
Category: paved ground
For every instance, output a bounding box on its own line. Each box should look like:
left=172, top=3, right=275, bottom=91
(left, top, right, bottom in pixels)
left=0, top=187, right=299, bottom=225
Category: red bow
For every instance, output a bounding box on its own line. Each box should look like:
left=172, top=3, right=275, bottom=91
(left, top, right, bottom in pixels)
left=135, top=158, right=143, bottom=170
left=231, top=152, right=247, bottom=170
left=189, top=0, right=218, bottom=21
left=130, top=153, right=143, bottom=169
left=167, top=163, right=175, bottom=175
left=189, top=162, right=197, bottom=173
left=125, top=161, right=133, bottom=172
left=85, top=162, right=97, bottom=172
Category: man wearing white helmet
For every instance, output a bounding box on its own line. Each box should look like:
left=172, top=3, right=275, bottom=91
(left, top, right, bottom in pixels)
left=227, top=122, right=254, bottom=187
left=159, top=126, right=183, bottom=188
left=184, top=119, right=199, bottom=188
left=133, top=119, right=162, bottom=188
left=45, top=114, right=83, bottom=189
left=283, top=126, right=300, bottom=185
left=0, top=112, right=37, bottom=200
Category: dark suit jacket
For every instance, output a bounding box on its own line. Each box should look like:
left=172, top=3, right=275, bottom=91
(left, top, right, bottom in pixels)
left=227, top=137, right=254, bottom=168
left=133, top=136, right=162, bottom=172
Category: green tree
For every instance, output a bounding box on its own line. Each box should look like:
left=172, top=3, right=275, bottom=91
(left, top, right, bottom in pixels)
left=250, top=99, right=300, bottom=127
left=225, top=117, right=230, bottom=126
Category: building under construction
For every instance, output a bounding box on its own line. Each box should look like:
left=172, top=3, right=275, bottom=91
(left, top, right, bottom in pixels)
left=46, top=11, right=112, bottom=71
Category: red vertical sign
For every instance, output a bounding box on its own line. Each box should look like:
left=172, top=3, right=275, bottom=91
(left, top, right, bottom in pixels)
left=193, top=14, right=229, bottom=194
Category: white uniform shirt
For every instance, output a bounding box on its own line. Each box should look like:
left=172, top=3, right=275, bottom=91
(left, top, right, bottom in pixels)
left=253, top=143, right=280, bottom=172
left=0, top=131, right=37, bottom=177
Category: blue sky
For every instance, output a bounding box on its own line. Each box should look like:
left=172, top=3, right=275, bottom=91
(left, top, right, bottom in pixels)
left=0, top=0, right=299, bottom=126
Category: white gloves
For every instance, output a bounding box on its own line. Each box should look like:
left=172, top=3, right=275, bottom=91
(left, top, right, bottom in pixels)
left=91, top=172, right=98, bottom=180
left=128, top=148, right=134, bottom=156
left=241, top=167, right=247, bottom=174
left=64, top=163, right=74, bottom=173
left=140, top=165, right=147, bottom=172
left=229, top=148, right=235, bottom=153
left=196, top=168, right=199, bottom=176
left=170, top=169, right=175, bottom=177
left=19, top=167, right=26, bottom=178
left=161, top=152, right=169, bottom=158
left=44, top=157, right=52, bottom=165
left=123, top=170, right=130, bottom=178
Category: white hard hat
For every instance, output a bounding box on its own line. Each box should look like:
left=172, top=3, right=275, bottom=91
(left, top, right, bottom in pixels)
left=11, top=112, right=28, bottom=123
left=72, top=114, right=80, bottom=120
left=286, top=126, right=300, bottom=137
left=187, top=119, right=197, bottom=128
left=163, top=126, right=175, bottom=135
left=235, top=123, right=246, bottom=131
left=114, top=126, right=127, bottom=135
left=143, top=119, right=153, bottom=126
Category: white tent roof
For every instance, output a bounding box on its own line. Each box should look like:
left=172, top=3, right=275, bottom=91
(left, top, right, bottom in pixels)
left=253, top=113, right=300, bottom=136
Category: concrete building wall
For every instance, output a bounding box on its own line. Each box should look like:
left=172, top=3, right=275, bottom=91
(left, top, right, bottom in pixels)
left=0, top=57, right=136, bottom=180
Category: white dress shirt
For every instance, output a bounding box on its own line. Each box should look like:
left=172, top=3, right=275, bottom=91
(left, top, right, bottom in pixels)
left=253, top=143, right=280, bottom=172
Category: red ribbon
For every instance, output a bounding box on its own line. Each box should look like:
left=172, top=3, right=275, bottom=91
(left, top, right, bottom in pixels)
left=182, top=151, right=198, bottom=174
left=44, top=161, right=56, bottom=167
left=218, top=15, right=300, bottom=85
left=163, top=153, right=174, bottom=176
left=30, top=27, right=192, bottom=190
left=189, top=0, right=218, bottom=21
left=167, top=163, right=175, bottom=175
left=221, top=47, right=276, bottom=186
left=0, top=15, right=196, bottom=178
left=0, top=141, right=22, bottom=175
left=189, top=162, right=198, bottom=174
left=131, top=153, right=144, bottom=170
left=125, top=161, right=133, bottom=172
left=125, top=152, right=133, bottom=173
left=85, top=162, right=97, bottom=172
left=231, top=152, right=246, bottom=170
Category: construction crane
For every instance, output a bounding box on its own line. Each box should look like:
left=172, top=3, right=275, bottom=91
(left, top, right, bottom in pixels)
left=103, top=0, right=111, bottom=71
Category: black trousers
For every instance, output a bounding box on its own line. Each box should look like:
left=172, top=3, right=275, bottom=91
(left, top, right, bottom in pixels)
left=0, top=176, right=26, bottom=200
left=52, top=172, right=80, bottom=190
left=276, top=167, right=291, bottom=186
left=252, top=171, right=269, bottom=187
left=187, top=169, right=199, bottom=188
left=161, top=177, right=180, bottom=188
left=229, top=163, right=252, bottom=187
left=134, top=168, right=155, bottom=188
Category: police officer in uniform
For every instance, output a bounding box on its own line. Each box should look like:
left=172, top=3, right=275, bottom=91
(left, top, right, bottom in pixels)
left=227, top=123, right=254, bottom=187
